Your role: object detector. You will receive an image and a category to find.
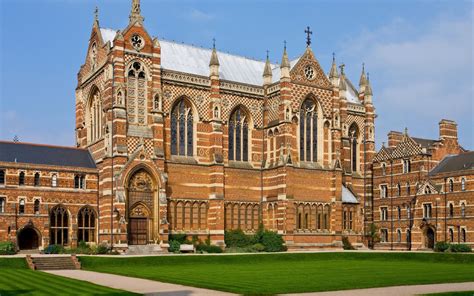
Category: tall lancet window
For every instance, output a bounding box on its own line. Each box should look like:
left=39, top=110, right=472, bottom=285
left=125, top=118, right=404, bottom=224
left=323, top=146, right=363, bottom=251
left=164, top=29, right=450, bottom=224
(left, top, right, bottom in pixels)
left=87, top=87, right=103, bottom=143
left=299, top=99, right=318, bottom=162
left=228, top=107, right=249, bottom=162
left=349, top=124, right=359, bottom=172
left=171, top=98, right=194, bottom=156
left=127, top=61, right=147, bottom=125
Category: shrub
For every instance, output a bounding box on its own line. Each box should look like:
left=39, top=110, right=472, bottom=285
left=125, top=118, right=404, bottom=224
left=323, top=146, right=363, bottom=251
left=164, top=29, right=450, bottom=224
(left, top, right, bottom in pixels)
left=260, top=230, right=286, bottom=252
left=225, top=229, right=255, bottom=247
left=434, top=241, right=450, bottom=252
left=449, top=244, right=472, bottom=253
left=248, top=243, right=265, bottom=252
left=0, top=241, right=16, bottom=255
left=196, top=244, right=223, bottom=253
left=169, top=234, right=187, bottom=244
left=168, top=240, right=181, bottom=253
left=44, top=244, right=65, bottom=254
left=342, top=236, right=355, bottom=250
left=96, top=243, right=109, bottom=254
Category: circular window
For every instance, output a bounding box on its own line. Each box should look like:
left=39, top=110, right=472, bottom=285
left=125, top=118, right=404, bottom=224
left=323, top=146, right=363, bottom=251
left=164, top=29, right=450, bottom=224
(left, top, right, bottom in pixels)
left=304, top=65, right=315, bottom=80
left=131, top=34, right=144, bottom=51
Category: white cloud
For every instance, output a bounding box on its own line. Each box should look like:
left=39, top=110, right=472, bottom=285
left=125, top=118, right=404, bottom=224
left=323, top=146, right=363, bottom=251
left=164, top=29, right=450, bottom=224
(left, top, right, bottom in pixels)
left=187, top=8, right=214, bottom=22
left=339, top=11, right=474, bottom=148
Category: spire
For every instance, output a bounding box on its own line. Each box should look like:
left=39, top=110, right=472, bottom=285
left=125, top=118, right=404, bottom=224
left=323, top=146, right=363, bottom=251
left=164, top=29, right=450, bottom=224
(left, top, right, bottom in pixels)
left=94, top=6, right=99, bottom=23
left=129, top=0, right=144, bottom=24
left=209, top=38, right=220, bottom=77
left=365, top=72, right=373, bottom=96
left=263, top=50, right=273, bottom=85
left=280, top=41, right=291, bottom=80
left=338, top=63, right=346, bottom=91
left=209, top=39, right=220, bottom=66
left=359, top=63, right=367, bottom=92
left=329, top=52, right=339, bottom=79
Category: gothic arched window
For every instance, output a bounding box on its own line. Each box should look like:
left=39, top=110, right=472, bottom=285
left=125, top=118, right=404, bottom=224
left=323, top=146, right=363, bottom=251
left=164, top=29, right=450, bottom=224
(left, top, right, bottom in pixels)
left=349, top=124, right=359, bottom=172
left=299, top=99, right=318, bottom=162
left=19, top=171, right=25, bottom=186
left=78, top=207, right=96, bottom=243
left=127, top=61, right=147, bottom=125
left=171, top=98, right=194, bottom=156
left=449, top=179, right=454, bottom=192
left=228, top=107, right=249, bottom=162
left=50, top=205, right=69, bottom=245
left=87, top=87, right=103, bottom=142
left=34, top=199, right=40, bottom=214
left=34, top=172, right=40, bottom=186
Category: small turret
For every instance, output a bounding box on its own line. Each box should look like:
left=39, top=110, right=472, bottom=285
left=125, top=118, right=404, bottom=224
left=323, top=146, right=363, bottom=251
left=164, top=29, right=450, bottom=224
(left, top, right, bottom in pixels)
left=329, top=52, right=339, bottom=87
left=280, top=41, right=290, bottom=79
left=338, top=64, right=347, bottom=93
left=263, top=51, right=273, bottom=86
left=358, top=63, right=367, bottom=93
left=209, top=39, right=220, bottom=78
left=364, top=72, right=373, bottom=104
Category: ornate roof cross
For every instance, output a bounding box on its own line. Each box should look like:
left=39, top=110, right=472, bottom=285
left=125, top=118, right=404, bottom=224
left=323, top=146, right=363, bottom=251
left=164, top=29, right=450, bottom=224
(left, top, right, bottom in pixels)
left=284, top=40, right=287, bottom=50
left=305, top=26, right=313, bottom=47
left=266, top=50, right=269, bottom=59
left=94, top=6, right=99, bottom=22
left=212, top=38, right=216, bottom=49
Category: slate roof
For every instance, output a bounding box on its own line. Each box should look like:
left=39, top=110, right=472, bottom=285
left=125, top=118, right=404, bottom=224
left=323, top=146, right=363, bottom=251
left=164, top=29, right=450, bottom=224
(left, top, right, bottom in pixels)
left=342, top=185, right=359, bottom=204
left=429, top=151, right=474, bottom=176
left=99, top=28, right=360, bottom=93
left=0, top=141, right=96, bottom=169
left=412, top=137, right=437, bottom=149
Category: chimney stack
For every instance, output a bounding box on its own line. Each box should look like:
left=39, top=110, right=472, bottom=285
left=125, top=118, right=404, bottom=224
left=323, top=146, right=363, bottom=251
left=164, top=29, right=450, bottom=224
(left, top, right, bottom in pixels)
left=439, top=119, right=458, bottom=141
left=387, top=131, right=403, bottom=148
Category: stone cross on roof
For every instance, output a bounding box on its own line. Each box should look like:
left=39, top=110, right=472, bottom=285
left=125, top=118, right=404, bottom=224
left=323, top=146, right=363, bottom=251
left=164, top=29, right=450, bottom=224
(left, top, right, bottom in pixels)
left=305, top=26, right=313, bottom=47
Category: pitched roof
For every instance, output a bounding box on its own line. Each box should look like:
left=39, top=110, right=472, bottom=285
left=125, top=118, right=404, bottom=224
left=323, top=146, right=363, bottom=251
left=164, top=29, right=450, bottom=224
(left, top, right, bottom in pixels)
left=429, top=151, right=474, bottom=175
left=412, top=137, right=437, bottom=149
left=0, top=141, right=96, bottom=169
left=342, top=185, right=359, bottom=204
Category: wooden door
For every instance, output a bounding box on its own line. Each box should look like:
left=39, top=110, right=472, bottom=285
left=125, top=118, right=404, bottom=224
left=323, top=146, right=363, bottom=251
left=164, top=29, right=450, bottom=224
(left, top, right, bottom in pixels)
left=129, top=218, right=148, bottom=245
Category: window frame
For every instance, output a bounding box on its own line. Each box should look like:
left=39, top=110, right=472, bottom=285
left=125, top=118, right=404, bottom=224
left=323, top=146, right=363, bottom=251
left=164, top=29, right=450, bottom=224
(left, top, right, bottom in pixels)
left=0, top=169, right=5, bottom=185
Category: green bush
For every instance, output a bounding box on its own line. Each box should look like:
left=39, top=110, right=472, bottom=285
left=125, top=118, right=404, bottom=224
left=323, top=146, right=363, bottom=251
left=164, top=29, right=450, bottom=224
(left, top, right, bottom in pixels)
left=168, top=240, right=181, bottom=253
left=434, top=241, right=450, bottom=252
left=342, top=236, right=355, bottom=250
left=96, top=243, right=109, bottom=254
left=225, top=229, right=256, bottom=247
left=261, top=230, right=286, bottom=252
left=196, top=244, right=223, bottom=253
left=169, top=234, right=187, bottom=244
left=449, top=244, right=472, bottom=253
left=248, top=243, right=266, bottom=252
left=44, top=244, right=65, bottom=254
left=0, top=241, right=16, bottom=255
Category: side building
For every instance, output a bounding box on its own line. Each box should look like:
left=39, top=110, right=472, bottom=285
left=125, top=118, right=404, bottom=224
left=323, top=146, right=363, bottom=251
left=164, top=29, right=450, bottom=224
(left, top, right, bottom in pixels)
left=0, top=142, right=98, bottom=250
left=372, top=120, right=472, bottom=249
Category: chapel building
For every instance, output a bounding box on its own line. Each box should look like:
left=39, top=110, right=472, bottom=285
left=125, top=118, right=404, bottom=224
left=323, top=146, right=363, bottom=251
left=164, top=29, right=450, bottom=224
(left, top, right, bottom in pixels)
left=1, top=0, right=471, bottom=252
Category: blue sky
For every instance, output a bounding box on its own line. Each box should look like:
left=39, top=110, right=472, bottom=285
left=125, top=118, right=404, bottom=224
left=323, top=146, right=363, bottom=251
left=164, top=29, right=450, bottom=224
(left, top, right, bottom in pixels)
left=1, top=0, right=473, bottom=149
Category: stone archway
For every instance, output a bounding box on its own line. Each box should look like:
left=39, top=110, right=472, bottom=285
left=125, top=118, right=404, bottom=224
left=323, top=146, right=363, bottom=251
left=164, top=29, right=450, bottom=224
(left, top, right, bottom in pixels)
left=127, top=169, right=156, bottom=245
left=18, top=227, right=40, bottom=250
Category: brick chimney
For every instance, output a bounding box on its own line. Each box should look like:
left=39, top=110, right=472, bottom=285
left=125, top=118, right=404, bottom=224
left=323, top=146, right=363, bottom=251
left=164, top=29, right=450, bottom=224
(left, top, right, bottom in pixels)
left=439, top=119, right=458, bottom=141
left=387, top=131, right=403, bottom=148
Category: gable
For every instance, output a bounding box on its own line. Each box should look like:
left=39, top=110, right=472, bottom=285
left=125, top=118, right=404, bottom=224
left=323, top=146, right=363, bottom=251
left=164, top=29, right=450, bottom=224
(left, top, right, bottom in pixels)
left=290, top=47, right=332, bottom=89
left=391, top=135, right=423, bottom=158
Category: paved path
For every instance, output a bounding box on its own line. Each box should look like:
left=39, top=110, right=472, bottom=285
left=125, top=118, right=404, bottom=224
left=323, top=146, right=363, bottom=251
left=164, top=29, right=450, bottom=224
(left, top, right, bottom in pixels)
left=285, top=282, right=474, bottom=296
left=45, top=270, right=235, bottom=296
left=45, top=270, right=474, bottom=296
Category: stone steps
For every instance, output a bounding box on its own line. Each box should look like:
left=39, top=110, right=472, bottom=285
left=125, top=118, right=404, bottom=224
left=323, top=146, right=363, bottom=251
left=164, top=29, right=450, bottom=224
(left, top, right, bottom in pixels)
left=29, top=255, right=80, bottom=270
left=126, top=244, right=166, bottom=255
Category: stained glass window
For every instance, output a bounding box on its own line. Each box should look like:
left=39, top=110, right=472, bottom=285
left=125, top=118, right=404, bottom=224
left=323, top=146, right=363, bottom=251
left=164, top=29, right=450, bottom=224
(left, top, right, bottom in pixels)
left=299, top=99, right=317, bottom=162
left=171, top=99, right=194, bottom=156
left=127, top=62, right=147, bottom=125
left=228, top=107, right=249, bottom=162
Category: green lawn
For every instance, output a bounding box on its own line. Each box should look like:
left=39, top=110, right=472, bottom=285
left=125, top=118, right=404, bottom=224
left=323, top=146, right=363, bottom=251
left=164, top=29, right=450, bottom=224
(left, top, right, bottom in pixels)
left=0, top=258, right=137, bottom=296
left=80, top=252, right=474, bottom=295
left=423, top=292, right=474, bottom=296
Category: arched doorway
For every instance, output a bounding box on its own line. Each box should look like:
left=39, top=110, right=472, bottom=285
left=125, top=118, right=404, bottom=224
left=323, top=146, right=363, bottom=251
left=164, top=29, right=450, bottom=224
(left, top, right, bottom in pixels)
left=18, top=227, right=40, bottom=250
left=425, top=227, right=435, bottom=249
left=127, top=169, right=155, bottom=245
